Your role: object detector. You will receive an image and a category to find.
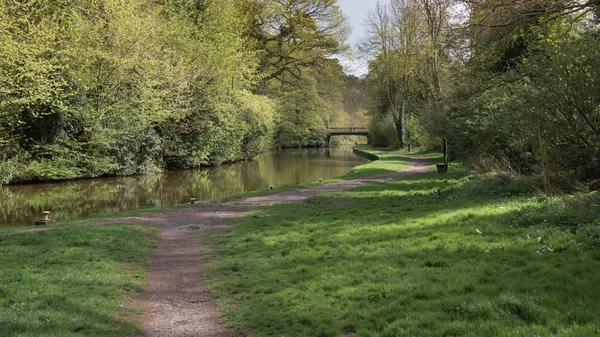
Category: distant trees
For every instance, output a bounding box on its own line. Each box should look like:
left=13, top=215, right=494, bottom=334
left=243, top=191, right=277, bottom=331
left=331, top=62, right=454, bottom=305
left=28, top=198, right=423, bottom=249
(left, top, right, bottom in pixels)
left=365, top=0, right=600, bottom=186
left=0, top=0, right=361, bottom=185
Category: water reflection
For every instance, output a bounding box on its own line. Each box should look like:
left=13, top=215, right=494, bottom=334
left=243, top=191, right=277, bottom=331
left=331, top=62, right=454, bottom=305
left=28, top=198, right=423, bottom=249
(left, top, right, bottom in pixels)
left=0, top=147, right=367, bottom=227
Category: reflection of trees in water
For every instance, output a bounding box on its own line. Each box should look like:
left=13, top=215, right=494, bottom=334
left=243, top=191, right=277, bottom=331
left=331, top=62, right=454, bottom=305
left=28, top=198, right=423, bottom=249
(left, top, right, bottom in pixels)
left=0, top=147, right=367, bottom=226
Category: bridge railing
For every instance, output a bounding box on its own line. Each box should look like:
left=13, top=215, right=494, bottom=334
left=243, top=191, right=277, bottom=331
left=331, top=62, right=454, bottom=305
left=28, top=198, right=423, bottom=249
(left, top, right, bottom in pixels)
left=327, top=127, right=369, bottom=133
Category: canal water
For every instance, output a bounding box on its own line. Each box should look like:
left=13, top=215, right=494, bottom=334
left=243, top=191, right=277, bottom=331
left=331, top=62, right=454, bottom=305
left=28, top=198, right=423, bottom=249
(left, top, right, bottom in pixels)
left=0, top=146, right=368, bottom=227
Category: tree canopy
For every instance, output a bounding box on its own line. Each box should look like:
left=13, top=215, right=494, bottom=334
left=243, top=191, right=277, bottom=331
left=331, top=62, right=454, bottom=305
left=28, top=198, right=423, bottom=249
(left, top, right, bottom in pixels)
left=0, top=0, right=362, bottom=185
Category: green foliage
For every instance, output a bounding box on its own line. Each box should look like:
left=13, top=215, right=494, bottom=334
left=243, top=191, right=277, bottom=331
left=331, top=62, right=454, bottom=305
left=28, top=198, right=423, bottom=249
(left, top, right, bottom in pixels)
left=274, top=80, right=329, bottom=148
left=236, top=91, right=277, bottom=158
left=368, top=113, right=399, bottom=148
left=110, top=126, right=162, bottom=175
left=446, top=18, right=600, bottom=182
left=404, top=112, right=437, bottom=150
left=0, top=0, right=351, bottom=183
left=449, top=80, right=540, bottom=173
left=0, top=0, right=74, bottom=150
left=236, top=0, right=349, bottom=84
left=366, top=1, right=600, bottom=184
left=0, top=156, right=21, bottom=186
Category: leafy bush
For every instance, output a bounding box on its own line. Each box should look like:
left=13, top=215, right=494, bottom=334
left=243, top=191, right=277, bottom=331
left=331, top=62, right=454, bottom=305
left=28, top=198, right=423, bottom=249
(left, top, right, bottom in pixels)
left=274, top=83, right=328, bottom=148
left=25, top=158, right=81, bottom=181
left=110, top=127, right=162, bottom=175
left=236, top=91, right=276, bottom=158
left=0, top=156, right=22, bottom=185
left=368, top=114, right=399, bottom=148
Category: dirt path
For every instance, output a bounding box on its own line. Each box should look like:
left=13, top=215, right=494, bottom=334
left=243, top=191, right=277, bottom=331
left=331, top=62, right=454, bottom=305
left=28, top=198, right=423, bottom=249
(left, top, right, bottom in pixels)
left=128, top=205, right=255, bottom=337
left=2, top=152, right=434, bottom=337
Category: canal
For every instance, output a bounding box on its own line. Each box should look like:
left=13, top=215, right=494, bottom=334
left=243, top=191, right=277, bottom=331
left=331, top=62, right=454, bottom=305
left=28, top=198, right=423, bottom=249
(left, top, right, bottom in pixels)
left=0, top=146, right=368, bottom=227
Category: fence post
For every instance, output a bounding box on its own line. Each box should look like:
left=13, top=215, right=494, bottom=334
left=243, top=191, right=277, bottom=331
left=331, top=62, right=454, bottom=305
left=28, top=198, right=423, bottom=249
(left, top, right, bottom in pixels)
left=436, top=138, right=448, bottom=173
left=539, top=126, right=552, bottom=198
left=443, top=137, right=448, bottom=172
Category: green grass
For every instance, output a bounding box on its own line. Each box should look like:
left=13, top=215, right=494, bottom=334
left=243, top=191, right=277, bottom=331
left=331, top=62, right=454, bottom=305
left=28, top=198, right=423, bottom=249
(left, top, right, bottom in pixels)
left=0, top=225, right=157, bottom=336
left=342, top=146, right=414, bottom=178
left=203, top=161, right=600, bottom=336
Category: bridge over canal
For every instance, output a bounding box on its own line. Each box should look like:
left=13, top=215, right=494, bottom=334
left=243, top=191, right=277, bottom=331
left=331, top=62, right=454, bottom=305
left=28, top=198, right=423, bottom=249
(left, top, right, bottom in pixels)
left=326, top=127, right=371, bottom=144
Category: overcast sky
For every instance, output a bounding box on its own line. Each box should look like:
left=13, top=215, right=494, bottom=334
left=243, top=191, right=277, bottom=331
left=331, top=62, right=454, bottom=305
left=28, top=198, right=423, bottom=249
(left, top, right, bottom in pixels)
left=338, top=0, right=374, bottom=46
left=336, top=0, right=377, bottom=76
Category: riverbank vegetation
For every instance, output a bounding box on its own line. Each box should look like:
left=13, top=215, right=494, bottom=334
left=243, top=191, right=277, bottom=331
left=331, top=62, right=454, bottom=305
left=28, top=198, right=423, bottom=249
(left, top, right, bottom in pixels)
left=0, top=0, right=368, bottom=185
left=363, top=0, right=600, bottom=189
left=0, top=224, right=157, bottom=336
left=204, top=155, right=600, bottom=336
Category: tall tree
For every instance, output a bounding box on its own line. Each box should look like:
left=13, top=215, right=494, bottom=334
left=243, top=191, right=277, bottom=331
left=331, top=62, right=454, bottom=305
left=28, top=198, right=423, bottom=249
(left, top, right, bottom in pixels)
left=236, top=0, right=350, bottom=86
left=415, top=0, right=451, bottom=101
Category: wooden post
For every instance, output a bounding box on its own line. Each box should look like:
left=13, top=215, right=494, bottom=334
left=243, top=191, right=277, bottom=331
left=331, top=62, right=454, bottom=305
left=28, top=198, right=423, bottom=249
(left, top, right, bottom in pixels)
left=443, top=137, right=448, bottom=172
left=539, top=126, right=552, bottom=198
left=436, top=138, right=449, bottom=173
left=407, top=131, right=411, bottom=153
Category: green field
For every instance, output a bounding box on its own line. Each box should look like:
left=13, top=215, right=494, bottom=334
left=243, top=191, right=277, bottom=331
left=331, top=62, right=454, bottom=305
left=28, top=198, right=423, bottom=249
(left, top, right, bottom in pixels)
left=204, top=153, right=600, bottom=336
left=0, top=225, right=157, bottom=337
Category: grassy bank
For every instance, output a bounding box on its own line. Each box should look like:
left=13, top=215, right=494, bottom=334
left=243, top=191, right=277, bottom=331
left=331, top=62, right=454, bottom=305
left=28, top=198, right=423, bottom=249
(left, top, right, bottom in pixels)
left=0, top=225, right=157, bottom=336
left=204, top=158, right=600, bottom=336
left=0, top=202, right=212, bottom=235
left=343, top=146, right=415, bottom=179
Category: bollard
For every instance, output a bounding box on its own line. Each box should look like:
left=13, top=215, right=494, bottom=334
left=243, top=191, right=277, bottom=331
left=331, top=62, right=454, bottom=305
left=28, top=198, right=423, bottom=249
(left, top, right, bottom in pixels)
left=190, top=198, right=196, bottom=204
left=35, top=211, right=51, bottom=226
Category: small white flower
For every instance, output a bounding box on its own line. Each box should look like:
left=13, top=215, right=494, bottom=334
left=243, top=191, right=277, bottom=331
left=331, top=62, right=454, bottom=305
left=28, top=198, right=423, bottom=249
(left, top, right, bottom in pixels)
left=476, top=229, right=483, bottom=235
left=537, top=236, right=542, bottom=243
left=484, top=250, right=490, bottom=253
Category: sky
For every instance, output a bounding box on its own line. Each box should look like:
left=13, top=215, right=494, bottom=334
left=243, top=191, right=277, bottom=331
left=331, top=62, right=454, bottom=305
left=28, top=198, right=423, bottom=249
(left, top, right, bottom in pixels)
left=336, top=0, right=378, bottom=76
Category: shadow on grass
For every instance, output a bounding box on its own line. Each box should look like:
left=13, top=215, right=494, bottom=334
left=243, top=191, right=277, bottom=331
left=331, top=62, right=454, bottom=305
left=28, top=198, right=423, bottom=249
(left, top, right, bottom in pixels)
left=204, top=170, right=600, bottom=337
left=0, top=225, right=155, bottom=336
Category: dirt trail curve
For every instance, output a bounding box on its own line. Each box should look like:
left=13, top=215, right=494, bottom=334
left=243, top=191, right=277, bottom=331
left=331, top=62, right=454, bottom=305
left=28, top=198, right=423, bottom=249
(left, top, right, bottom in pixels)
left=1, top=152, right=434, bottom=337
